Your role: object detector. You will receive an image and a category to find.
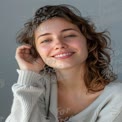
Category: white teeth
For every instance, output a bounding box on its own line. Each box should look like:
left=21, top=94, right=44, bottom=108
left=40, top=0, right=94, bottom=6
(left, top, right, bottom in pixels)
left=54, top=52, right=73, bottom=58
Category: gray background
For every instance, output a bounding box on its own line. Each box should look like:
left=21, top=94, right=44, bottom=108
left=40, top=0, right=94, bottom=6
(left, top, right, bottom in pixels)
left=0, top=0, right=122, bottom=121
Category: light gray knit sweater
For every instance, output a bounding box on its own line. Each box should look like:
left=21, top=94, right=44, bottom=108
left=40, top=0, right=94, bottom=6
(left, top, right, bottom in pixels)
left=6, top=69, right=122, bottom=122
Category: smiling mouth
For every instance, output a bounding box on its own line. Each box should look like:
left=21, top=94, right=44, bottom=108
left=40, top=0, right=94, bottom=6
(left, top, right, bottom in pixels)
left=53, top=52, right=75, bottom=59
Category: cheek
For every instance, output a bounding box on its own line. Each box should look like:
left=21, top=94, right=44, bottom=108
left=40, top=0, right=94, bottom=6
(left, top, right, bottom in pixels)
left=73, top=39, right=88, bottom=56
left=71, top=39, right=87, bottom=50
left=37, top=46, right=56, bottom=66
left=36, top=45, right=51, bottom=58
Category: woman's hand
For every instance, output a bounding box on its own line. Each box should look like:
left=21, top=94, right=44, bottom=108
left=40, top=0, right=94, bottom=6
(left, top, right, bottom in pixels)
left=15, top=45, right=45, bottom=73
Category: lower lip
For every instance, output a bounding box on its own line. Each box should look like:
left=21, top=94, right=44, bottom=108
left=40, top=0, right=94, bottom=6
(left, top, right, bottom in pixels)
left=53, top=53, right=74, bottom=59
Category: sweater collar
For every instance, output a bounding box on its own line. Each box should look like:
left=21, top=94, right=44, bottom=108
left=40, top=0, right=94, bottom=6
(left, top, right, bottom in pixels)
left=49, top=74, right=58, bottom=121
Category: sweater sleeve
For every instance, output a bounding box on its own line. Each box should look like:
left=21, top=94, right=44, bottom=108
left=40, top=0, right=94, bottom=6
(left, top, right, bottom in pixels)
left=5, top=69, right=49, bottom=122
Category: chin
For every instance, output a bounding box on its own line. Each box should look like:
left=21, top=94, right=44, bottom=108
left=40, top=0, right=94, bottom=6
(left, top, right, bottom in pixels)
left=51, top=62, right=78, bottom=70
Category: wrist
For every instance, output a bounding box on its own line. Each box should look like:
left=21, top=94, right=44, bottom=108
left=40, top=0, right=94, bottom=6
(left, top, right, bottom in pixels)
left=16, top=69, right=43, bottom=85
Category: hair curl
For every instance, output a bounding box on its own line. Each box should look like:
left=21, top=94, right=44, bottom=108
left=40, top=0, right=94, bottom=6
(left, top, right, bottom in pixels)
left=16, top=4, right=117, bottom=92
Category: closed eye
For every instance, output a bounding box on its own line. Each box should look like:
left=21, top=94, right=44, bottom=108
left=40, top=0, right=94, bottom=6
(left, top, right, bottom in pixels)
left=41, top=39, right=51, bottom=43
left=64, top=35, right=77, bottom=38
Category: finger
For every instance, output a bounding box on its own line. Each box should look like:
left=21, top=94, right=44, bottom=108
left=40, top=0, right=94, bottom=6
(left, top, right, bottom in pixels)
left=17, top=45, right=32, bottom=51
left=16, top=45, right=32, bottom=54
left=24, top=48, right=31, bottom=54
left=15, top=45, right=31, bottom=59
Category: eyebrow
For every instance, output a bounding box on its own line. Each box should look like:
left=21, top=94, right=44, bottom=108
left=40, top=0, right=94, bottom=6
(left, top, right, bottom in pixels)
left=61, top=28, right=79, bottom=33
left=37, top=28, right=78, bottom=40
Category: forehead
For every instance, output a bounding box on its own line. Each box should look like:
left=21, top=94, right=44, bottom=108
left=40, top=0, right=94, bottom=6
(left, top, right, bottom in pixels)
left=35, top=17, right=79, bottom=33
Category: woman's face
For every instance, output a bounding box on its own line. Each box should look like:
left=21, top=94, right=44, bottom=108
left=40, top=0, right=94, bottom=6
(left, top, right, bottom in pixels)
left=34, top=17, right=88, bottom=70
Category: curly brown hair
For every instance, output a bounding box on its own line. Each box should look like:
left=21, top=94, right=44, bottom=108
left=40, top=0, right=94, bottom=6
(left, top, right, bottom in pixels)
left=16, top=4, right=117, bottom=92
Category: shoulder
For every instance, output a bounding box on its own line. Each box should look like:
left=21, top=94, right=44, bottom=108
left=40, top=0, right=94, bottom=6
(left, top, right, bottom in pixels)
left=100, top=81, right=122, bottom=120
left=106, top=80, right=122, bottom=93
left=105, top=80, right=122, bottom=102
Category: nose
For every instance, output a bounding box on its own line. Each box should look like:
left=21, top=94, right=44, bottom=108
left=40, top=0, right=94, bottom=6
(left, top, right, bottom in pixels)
left=54, top=37, right=68, bottom=50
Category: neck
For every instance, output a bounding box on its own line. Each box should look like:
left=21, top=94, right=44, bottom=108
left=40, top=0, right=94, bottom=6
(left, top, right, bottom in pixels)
left=55, top=64, right=87, bottom=91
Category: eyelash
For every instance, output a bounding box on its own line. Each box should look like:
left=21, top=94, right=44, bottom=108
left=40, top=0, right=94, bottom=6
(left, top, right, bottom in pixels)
left=64, top=34, right=77, bottom=38
left=41, top=39, right=51, bottom=43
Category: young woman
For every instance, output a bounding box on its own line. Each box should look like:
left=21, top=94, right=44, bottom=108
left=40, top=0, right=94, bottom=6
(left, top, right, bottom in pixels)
left=6, top=4, right=122, bottom=122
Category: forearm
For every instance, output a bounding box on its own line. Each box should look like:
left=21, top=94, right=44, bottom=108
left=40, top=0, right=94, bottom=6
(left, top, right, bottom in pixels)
left=5, top=70, right=46, bottom=122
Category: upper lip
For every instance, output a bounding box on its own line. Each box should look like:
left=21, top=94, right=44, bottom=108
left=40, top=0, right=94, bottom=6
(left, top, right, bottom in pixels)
left=52, top=51, right=75, bottom=57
